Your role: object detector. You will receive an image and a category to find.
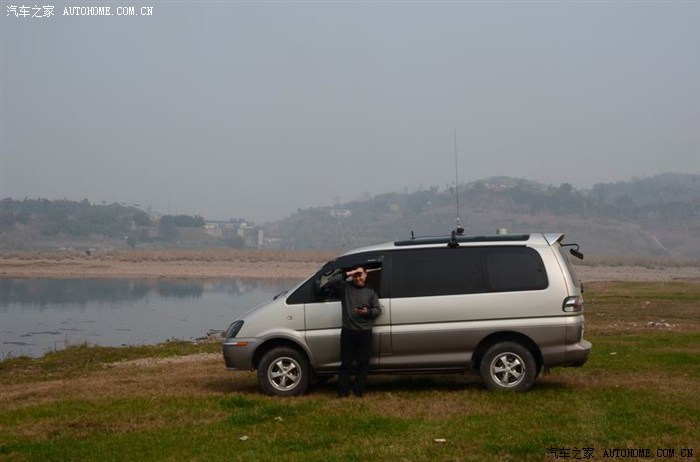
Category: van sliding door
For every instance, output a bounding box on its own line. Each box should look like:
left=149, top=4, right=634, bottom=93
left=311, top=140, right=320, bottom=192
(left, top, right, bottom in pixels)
left=385, top=247, right=483, bottom=370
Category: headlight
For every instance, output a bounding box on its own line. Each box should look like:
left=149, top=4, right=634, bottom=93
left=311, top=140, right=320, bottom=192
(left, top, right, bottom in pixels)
left=225, top=320, right=244, bottom=338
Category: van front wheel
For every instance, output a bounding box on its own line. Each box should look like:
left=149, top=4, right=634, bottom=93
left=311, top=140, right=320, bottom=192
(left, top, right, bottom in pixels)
left=257, top=347, right=310, bottom=396
left=480, top=342, right=537, bottom=392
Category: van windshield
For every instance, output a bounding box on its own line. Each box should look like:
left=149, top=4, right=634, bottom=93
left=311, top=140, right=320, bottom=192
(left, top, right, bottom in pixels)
left=318, top=265, right=383, bottom=301
left=286, top=252, right=384, bottom=305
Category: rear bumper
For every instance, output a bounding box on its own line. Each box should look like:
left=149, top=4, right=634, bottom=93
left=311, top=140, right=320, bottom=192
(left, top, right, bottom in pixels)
left=561, top=339, right=592, bottom=367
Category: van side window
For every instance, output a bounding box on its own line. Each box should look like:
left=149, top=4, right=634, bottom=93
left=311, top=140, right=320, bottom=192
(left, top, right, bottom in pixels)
left=484, top=247, right=548, bottom=291
left=391, top=248, right=483, bottom=298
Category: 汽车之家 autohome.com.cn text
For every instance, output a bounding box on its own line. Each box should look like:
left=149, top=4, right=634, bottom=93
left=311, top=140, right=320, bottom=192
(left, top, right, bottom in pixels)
left=61, top=6, right=154, bottom=16
left=6, top=5, right=155, bottom=18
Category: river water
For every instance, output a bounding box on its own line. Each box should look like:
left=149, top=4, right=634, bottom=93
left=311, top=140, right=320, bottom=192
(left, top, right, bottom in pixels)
left=0, top=278, right=300, bottom=359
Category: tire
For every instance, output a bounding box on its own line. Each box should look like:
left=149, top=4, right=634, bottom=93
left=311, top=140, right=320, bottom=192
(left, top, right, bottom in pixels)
left=257, top=347, right=310, bottom=396
left=479, top=341, right=538, bottom=392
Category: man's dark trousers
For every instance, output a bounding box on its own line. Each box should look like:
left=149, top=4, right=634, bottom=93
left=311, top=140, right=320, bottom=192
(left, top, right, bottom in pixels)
left=338, top=328, right=372, bottom=396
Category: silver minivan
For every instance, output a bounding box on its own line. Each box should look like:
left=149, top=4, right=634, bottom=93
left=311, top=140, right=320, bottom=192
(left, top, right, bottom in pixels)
left=222, top=233, right=591, bottom=395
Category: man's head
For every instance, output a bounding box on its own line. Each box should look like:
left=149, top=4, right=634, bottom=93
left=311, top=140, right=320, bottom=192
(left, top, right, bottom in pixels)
left=350, top=266, right=367, bottom=288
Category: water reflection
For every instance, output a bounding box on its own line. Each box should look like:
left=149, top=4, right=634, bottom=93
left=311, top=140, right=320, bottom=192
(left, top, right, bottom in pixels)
left=0, top=278, right=285, bottom=306
left=0, top=278, right=300, bottom=359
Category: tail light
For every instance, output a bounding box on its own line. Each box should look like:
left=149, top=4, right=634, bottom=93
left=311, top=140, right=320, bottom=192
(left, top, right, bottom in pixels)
left=563, top=295, right=584, bottom=313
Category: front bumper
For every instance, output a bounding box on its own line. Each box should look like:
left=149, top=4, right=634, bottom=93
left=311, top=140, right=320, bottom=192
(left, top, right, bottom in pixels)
left=222, top=338, right=257, bottom=370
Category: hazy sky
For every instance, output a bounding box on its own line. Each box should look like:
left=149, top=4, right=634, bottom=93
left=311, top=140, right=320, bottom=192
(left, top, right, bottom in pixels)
left=1, top=1, right=698, bottom=222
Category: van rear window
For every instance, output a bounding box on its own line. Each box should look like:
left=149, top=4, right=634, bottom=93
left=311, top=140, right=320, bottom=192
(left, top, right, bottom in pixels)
left=389, top=246, right=547, bottom=298
left=484, top=247, right=548, bottom=292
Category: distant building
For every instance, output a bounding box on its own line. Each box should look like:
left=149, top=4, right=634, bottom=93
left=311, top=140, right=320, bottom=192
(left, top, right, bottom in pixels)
left=264, top=237, right=283, bottom=249
left=237, top=224, right=264, bottom=248
left=204, top=221, right=237, bottom=238
left=203, top=223, right=223, bottom=238
left=204, top=219, right=264, bottom=248
left=330, top=208, right=352, bottom=218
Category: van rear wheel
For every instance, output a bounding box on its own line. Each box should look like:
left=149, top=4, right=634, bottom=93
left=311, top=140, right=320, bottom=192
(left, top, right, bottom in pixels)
left=257, top=347, right=310, bottom=396
left=480, top=342, right=537, bottom=392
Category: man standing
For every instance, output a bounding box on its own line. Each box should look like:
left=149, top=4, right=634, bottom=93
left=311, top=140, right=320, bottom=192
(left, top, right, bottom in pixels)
left=328, top=266, right=381, bottom=397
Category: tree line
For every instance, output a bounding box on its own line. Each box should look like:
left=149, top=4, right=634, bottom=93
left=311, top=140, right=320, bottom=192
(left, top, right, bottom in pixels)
left=0, top=198, right=208, bottom=245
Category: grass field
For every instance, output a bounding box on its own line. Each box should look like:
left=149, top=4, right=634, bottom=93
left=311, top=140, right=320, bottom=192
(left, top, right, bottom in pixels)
left=1, top=281, right=698, bottom=461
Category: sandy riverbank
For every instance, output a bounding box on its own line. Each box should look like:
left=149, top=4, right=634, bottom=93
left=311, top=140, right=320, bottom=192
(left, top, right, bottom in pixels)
left=0, top=249, right=698, bottom=282
left=0, top=249, right=336, bottom=280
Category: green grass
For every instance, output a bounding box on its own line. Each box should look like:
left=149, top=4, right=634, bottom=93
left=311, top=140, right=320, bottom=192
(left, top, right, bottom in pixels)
left=1, top=281, right=698, bottom=461
left=2, top=374, right=697, bottom=461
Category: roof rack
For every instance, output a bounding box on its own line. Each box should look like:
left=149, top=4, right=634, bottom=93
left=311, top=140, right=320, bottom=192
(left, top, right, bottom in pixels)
left=394, top=234, right=530, bottom=247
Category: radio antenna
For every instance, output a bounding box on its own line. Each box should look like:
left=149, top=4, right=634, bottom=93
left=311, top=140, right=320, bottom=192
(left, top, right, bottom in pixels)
left=453, top=129, right=465, bottom=236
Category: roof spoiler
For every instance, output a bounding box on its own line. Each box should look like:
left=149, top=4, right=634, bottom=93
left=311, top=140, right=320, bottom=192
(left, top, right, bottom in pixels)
left=544, top=233, right=565, bottom=245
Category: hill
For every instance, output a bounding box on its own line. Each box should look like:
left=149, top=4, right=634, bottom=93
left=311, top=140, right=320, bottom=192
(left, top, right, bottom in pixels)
left=266, top=173, right=700, bottom=257
left=1, top=174, right=698, bottom=256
